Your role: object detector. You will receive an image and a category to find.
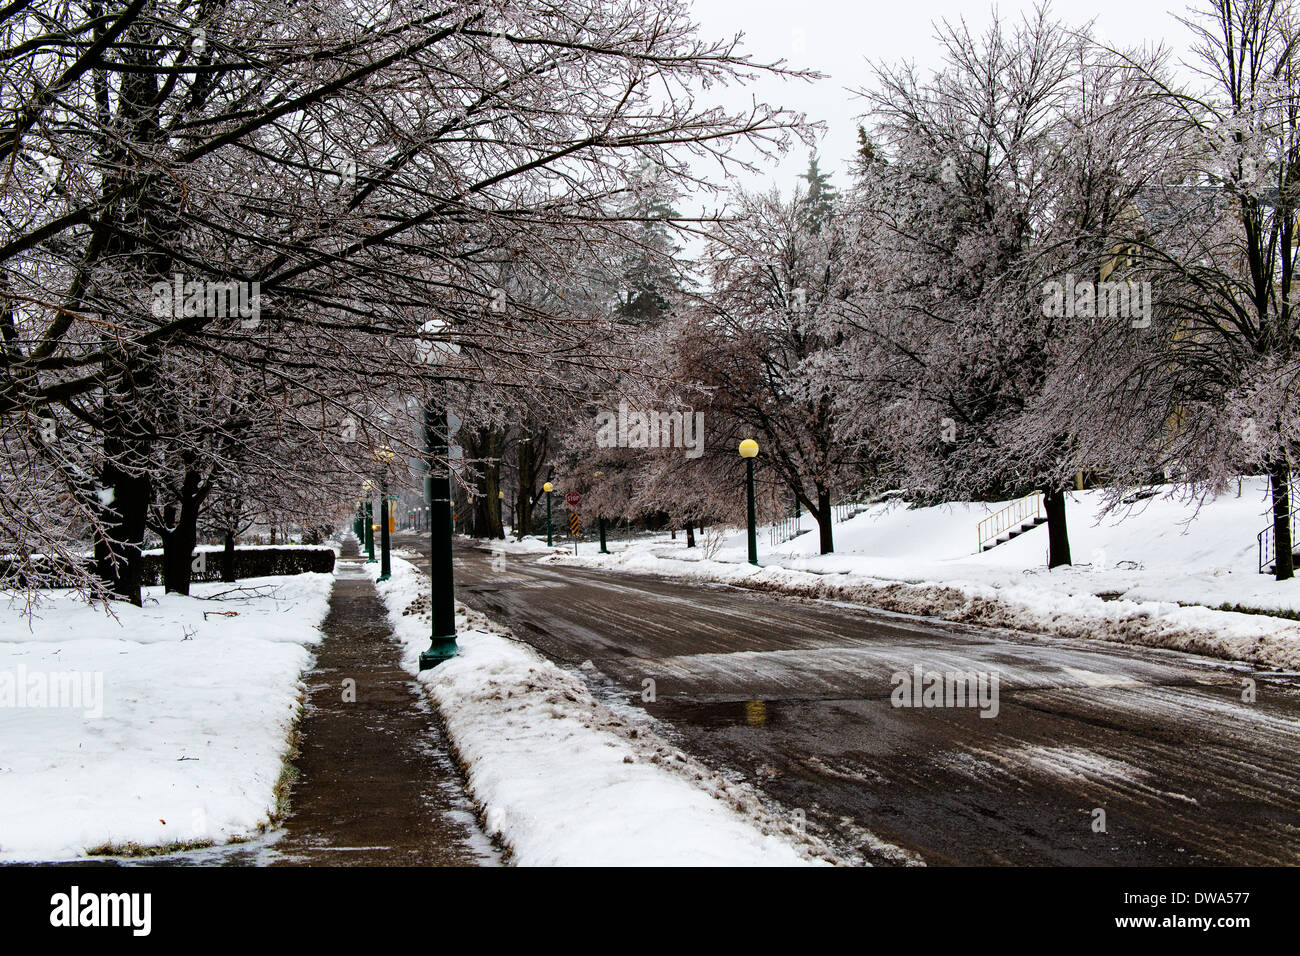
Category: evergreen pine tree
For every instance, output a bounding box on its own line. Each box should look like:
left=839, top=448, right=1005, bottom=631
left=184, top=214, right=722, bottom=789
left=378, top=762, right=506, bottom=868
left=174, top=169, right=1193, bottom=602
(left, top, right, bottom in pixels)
left=616, top=172, right=688, bottom=326
left=799, top=153, right=838, bottom=232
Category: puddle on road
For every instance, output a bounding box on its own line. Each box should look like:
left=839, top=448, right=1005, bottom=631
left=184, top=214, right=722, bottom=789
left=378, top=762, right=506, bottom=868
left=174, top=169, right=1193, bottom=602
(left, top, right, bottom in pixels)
left=643, top=696, right=788, bottom=729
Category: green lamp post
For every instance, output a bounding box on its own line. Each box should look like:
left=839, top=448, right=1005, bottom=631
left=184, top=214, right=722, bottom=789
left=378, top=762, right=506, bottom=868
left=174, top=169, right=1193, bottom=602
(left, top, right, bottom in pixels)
left=594, top=471, right=609, bottom=554
left=375, top=446, right=395, bottom=581
left=740, top=439, right=759, bottom=566
left=416, top=317, right=459, bottom=669
left=543, top=481, right=553, bottom=546
left=363, top=479, right=376, bottom=563
left=420, top=402, right=458, bottom=668
left=378, top=486, right=391, bottom=580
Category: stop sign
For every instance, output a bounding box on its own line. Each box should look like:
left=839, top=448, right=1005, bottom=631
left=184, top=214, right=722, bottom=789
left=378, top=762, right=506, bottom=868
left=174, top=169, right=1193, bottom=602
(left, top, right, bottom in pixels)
left=565, top=492, right=581, bottom=508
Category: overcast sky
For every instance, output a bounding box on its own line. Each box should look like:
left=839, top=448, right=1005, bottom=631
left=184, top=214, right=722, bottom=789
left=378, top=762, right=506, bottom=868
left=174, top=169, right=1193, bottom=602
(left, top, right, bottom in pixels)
left=686, top=0, right=1201, bottom=202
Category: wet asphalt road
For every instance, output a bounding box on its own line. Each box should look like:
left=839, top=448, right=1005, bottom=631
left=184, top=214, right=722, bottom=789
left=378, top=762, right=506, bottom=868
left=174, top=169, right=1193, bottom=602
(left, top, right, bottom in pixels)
left=398, top=532, right=1300, bottom=866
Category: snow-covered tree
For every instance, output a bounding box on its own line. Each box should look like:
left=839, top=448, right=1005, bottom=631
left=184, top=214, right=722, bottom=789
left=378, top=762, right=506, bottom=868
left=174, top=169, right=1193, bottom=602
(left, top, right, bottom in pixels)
left=830, top=8, right=1177, bottom=567
left=1101, top=0, right=1300, bottom=579
left=1, top=0, right=810, bottom=602
left=689, top=172, right=854, bottom=554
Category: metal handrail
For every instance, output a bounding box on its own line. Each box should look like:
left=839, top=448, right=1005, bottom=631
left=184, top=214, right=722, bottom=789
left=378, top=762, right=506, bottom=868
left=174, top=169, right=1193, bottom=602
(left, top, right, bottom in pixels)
left=768, top=497, right=871, bottom=546
left=1257, top=509, right=1298, bottom=573
left=770, top=515, right=804, bottom=547
left=833, top=499, right=870, bottom=523
left=977, top=492, right=1043, bottom=552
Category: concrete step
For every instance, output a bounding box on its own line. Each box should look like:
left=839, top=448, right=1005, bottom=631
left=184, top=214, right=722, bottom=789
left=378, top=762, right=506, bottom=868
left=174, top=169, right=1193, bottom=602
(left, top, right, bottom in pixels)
left=1263, top=551, right=1300, bottom=574
left=981, top=515, right=1049, bottom=552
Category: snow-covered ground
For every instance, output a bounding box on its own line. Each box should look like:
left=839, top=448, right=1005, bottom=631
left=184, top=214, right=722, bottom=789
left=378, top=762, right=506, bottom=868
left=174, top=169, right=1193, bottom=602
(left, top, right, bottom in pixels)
left=371, top=556, right=828, bottom=866
left=533, top=479, right=1300, bottom=671
left=0, top=573, right=333, bottom=861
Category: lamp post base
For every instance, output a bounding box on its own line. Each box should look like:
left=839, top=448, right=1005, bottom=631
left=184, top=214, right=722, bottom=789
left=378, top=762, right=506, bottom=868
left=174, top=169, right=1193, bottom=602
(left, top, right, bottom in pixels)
left=377, top=573, right=391, bottom=582
left=419, top=635, right=458, bottom=669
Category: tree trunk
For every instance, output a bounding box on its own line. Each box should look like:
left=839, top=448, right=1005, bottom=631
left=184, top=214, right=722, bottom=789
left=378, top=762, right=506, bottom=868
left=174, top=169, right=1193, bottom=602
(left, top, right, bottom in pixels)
left=161, top=524, right=198, bottom=594
left=95, top=377, right=152, bottom=606
left=514, top=421, right=549, bottom=540
left=1270, top=458, right=1294, bottom=581
left=160, top=504, right=180, bottom=591
left=685, top=521, right=695, bottom=547
left=1043, top=487, right=1072, bottom=569
left=485, top=479, right=505, bottom=537
left=94, top=467, right=149, bottom=606
left=464, top=426, right=506, bottom=539
left=517, top=443, right=536, bottom=540
left=815, top=483, right=834, bottom=555
left=160, top=473, right=203, bottom=595
left=222, top=529, right=237, bottom=583
left=518, top=495, right=534, bottom=539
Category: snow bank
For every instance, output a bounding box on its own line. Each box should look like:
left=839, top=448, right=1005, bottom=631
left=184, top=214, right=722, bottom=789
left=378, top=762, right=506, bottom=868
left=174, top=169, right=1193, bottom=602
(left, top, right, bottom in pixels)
left=546, top=481, right=1300, bottom=671
left=0, top=573, right=333, bottom=860
left=370, top=557, right=825, bottom=866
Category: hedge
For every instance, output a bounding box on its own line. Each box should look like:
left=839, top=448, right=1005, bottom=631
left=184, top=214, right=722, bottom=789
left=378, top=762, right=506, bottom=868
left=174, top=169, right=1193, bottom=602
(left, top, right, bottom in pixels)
left=140, top=546, right=336, bottom=585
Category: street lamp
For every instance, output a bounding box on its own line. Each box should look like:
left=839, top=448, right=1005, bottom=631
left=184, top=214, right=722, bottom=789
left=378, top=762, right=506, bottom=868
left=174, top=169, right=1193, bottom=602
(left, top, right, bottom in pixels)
left=374, top=446, right=396, bottom=581
left=543, top=481, right=553, bottom=546
left=739, top=439, right=759, bottom=566
left=593, top=471, right=609, bottom=554
left=497, top=489, right=505, bottom=538
left=417, top=318, right=460, bottom=669
left=362, top=479, right=376, bottom=563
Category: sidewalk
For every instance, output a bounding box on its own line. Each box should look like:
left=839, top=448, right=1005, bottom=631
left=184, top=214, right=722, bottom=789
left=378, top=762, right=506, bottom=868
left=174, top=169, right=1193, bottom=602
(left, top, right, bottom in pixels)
left=271, top=545, right=497, bottom=866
